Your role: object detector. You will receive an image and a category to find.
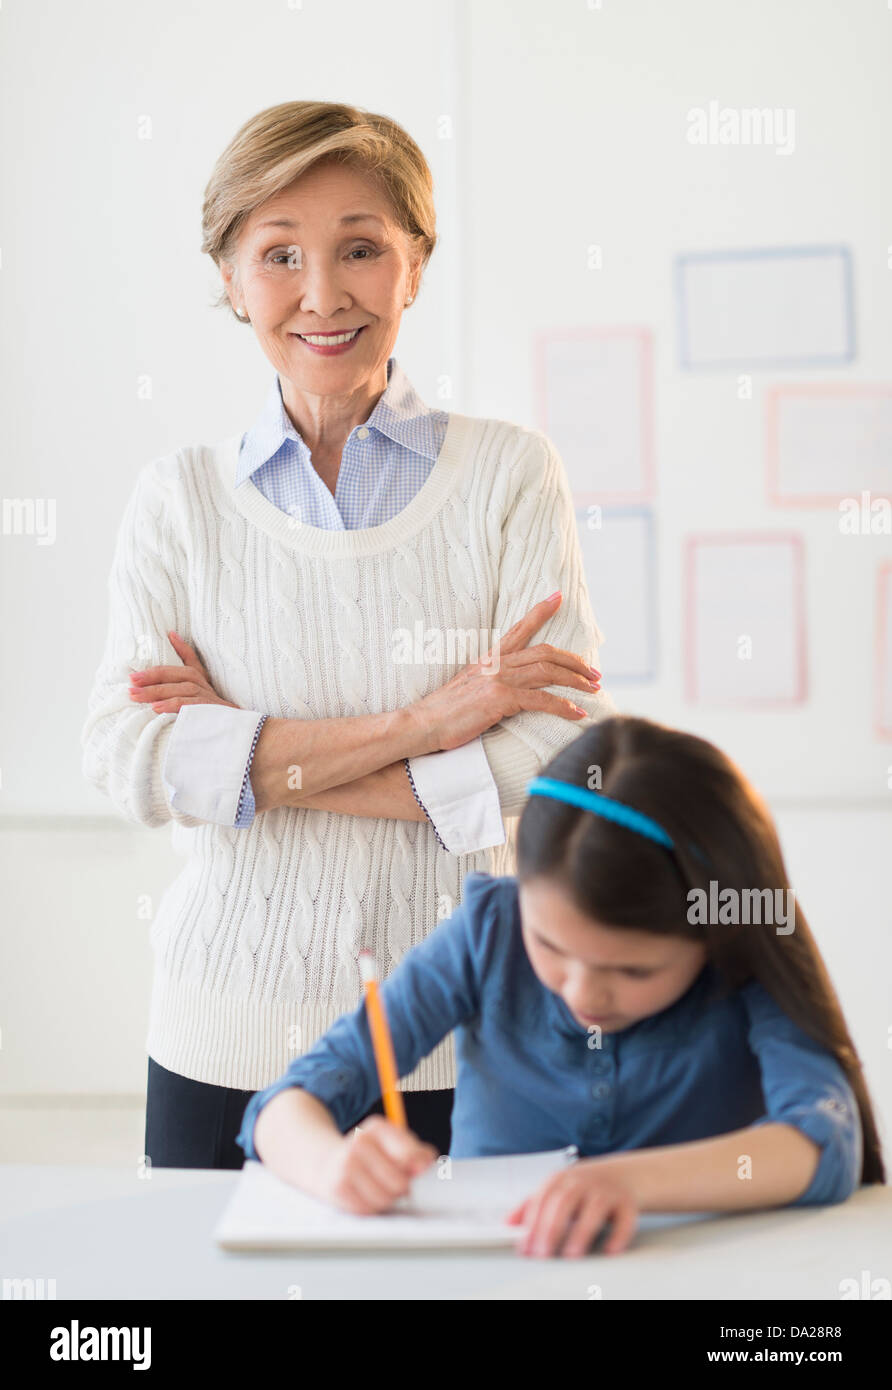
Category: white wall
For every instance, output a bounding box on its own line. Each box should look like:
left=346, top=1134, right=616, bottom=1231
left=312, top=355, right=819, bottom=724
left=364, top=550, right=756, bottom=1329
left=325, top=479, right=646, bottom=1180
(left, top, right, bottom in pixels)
left=1, top=1, right=889, bottom=1165
left=465, top=0, right=892, bottom=801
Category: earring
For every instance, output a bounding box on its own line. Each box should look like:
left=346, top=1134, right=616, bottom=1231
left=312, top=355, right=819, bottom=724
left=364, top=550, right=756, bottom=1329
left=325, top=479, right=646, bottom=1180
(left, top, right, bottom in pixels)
left=237, top=306, right=249, bottom=321
left=405, top=295, right=414, bottom=306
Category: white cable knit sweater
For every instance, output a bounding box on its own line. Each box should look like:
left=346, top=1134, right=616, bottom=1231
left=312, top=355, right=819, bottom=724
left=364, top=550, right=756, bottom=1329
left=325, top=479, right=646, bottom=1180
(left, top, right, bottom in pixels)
left=81, top=410, right=615, bottom=1091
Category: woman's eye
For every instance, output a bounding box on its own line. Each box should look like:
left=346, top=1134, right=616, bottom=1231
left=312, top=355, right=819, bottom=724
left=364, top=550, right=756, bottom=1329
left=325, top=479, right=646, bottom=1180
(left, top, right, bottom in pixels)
left=267, top=245, right=378, bottom=266
left=623, top=969, right=651, bottom=979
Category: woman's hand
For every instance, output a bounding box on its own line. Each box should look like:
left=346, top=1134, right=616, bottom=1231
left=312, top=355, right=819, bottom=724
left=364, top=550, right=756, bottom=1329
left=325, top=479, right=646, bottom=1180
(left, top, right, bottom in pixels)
left=408, top=592, right=602, bottom=754
left=128, top=631, right=240, bottom=713
left=314, top=1116, right=437, bottom=1214
left=506, top=1161, right=639, bottom=1257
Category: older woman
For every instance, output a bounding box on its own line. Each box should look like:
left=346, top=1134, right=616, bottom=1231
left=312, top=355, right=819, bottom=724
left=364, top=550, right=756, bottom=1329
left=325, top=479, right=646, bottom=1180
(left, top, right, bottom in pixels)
left=81, top=101, right=615, bottom=1169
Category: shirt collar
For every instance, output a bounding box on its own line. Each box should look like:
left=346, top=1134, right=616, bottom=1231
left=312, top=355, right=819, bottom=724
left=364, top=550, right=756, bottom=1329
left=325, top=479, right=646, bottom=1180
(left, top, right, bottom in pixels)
left=236, top=357, right=442, bottom=487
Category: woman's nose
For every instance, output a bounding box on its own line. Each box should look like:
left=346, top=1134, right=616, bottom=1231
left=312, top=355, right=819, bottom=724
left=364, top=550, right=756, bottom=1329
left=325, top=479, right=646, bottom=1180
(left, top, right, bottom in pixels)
left=297, top=265, right=349, bottom=317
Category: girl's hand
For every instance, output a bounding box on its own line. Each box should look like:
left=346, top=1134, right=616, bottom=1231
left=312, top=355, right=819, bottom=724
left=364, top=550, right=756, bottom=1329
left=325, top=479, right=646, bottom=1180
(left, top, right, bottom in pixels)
left=315, top=1115, right=437, bottom=1214
left=128, top=631, right=240, bottom=714
left=409, top=592, right=602, bottom=754
left=506, top=1161, right=639, bottom=1258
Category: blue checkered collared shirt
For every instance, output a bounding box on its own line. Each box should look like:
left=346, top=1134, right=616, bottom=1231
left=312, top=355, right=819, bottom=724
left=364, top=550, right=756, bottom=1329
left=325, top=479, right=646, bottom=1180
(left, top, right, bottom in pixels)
left=234, top=357, right=449, bottom=528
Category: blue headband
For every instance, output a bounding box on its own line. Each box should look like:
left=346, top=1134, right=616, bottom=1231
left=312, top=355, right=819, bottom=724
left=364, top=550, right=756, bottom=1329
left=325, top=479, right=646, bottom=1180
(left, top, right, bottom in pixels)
left=526, top=776, right=709, bottom=866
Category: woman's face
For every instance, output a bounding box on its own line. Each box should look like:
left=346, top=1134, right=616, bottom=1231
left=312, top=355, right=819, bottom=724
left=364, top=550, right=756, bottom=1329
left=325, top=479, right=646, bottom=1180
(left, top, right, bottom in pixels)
left=518, top=876, right=707, bottom=1034
left=223, top=160, right=420, bottom=396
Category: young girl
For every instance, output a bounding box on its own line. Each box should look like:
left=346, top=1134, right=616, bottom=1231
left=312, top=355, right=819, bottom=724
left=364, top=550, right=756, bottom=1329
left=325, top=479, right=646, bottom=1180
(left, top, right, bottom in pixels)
left=237, top=715, right=885, bottom=1257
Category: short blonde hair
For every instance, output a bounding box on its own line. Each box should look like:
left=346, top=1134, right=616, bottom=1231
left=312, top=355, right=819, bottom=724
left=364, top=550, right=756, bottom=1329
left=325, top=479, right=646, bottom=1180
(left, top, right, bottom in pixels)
left=201, top=101, right=438, bottom=320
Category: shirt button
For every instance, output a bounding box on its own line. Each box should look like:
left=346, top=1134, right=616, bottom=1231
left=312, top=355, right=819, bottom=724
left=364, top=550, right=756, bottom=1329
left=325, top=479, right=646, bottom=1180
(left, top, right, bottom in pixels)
left=591, top=1082, right=611, bottom=1099
left=357, top=427, right=370, bottom=439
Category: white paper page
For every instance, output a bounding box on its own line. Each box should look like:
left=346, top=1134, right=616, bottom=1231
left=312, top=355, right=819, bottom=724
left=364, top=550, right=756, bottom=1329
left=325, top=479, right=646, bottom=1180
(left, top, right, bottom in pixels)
left=541, top=332, right=648, bottom=499
left=678, top=247, right=852, bottom=368
left=214, top=1148, right=578, bottom=1250
left=577, top=509, right=655, bottom=680
left=687, top=538, right=804, bottom=703
left=773, top=390, right=892, bottom=499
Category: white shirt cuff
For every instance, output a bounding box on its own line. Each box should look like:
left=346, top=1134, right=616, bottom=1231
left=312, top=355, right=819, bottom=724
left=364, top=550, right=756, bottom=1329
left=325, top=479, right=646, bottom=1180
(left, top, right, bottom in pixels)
left=407, top=738, right=506, bottom=853
left=162, top=704, right=267, bottom=825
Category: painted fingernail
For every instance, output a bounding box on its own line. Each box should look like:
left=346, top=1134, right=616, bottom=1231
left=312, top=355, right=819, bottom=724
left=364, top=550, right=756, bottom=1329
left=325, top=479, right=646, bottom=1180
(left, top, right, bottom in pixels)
left=546, top=590, right=561, bottom=601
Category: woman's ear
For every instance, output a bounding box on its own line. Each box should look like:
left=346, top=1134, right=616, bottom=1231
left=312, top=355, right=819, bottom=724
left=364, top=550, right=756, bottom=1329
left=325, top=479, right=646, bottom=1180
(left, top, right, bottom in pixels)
left=220, top=259, right=238, bottom=313
left=406, top=251, right=424, bottom=305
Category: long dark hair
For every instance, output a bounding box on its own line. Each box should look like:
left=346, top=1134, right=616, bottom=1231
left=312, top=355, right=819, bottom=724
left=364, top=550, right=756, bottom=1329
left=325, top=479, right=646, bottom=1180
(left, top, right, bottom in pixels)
left=516, top=715, right=885, bottom=1187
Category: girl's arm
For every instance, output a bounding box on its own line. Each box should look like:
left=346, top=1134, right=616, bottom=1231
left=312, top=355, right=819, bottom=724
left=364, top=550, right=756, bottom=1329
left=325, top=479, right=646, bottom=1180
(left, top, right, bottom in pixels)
left=252, top=1086, right=345, bottom=1189
left=594, top=983, right=862, bottom=1214
left=235, top=874, right=500, bottom=1208
left=251, top=1084, right=436, bottom=1212
left=589, top=1122, right=822, bottom=1211
left=509, top=1122, right=829, bottom=1257
left=510, top=983, right=863, bottom=1256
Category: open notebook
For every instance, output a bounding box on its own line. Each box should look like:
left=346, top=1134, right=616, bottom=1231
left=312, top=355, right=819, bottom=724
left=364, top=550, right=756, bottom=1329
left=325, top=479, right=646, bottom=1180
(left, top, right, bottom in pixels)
left=214, top=1147, right=579, bottom=1250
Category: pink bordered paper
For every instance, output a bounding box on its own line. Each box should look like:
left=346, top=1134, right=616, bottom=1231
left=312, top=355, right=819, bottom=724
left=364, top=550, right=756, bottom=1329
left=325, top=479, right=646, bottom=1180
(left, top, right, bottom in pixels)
left=683, top=532, right=808, bottom=707
left=766, top=383, right=892, bottom=508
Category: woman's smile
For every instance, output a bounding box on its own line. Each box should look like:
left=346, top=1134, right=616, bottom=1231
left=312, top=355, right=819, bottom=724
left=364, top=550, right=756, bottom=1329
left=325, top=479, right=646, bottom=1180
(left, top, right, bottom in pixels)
left=288, top=324, right=368, bottom=355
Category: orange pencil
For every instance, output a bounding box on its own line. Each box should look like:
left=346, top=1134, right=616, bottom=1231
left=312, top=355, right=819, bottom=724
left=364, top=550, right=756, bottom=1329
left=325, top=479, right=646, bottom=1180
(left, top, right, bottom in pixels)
left=358, top=950, right=407, bottom=1128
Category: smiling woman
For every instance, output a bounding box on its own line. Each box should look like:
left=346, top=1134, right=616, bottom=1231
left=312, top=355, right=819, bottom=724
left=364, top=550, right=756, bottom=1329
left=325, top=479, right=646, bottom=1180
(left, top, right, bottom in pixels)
left=206, top=108, right=435, bottom=469
left=81, top=99, right=614, bottom=1177
left=222, top=162, right=419, bottom=426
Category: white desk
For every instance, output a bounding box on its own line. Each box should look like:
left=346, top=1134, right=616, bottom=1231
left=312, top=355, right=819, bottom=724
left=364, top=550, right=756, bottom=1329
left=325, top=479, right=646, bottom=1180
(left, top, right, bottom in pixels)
left=2, top=1165, right=890, bottom=1300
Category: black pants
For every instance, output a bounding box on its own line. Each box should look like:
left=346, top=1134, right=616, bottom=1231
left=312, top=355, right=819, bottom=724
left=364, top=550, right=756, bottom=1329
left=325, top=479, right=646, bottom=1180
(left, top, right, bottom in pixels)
left=144, top=1056, right=454, bottom=1169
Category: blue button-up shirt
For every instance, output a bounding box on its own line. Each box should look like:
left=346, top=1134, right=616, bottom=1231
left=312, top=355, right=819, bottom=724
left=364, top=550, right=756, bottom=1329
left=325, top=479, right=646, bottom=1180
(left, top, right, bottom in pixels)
left=237, top=871, right=862, bottom=1207
left=235, top=357, right=449, bottom=527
